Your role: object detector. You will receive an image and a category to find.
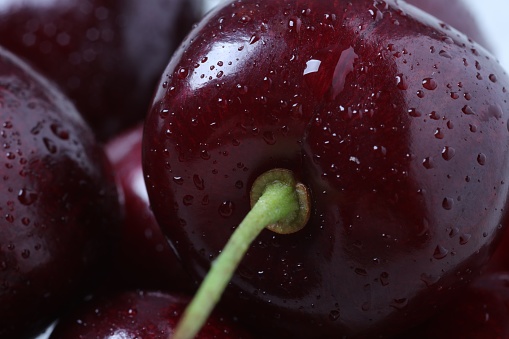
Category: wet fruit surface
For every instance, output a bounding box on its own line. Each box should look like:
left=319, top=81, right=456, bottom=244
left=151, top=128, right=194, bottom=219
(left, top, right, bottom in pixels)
left=142, top=0, right=509, bottom=337
left=48, top=290, right=254, bottom=338
left=0, top=0, right=199, bottom=140
left=0, top=46, right=121, bottom=338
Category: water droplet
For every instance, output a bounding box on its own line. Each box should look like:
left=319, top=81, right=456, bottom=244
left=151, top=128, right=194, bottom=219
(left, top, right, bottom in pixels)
left=477, top=153, right=486, bottom=166
left=183, top=195, right=194, bottom=206
left=442, top=197, right=454, bottom=210
left=380, top=272, right=389, bottom=286
left=329, top=310, right=340, bottom=321
left=407, top=108, right=421, bottom=117
left=219, top=201, right=235, bottom=217
left=421, top=273, right=440, bottom=287
left=434, top=128, right=444, bottom=139
left=176, top=67, right=188, bottom=79
left=355, top=268, right=368, bottom=276
left=433, top=245, right=449, bottom=259
left=43, top=138, right=57, bottom=154
left=235, top=180, right=244, bottom=189
left=239, top=15, right=252, bottom=24
left=461, top=105, right=475, bottom=115
left=173, top=176, right=184, bottom=185
left=50, top=123, right=69, bottom=140
left=422, top=157, right=434, bottom=169
left=391, top=298, right=408, bottom=310
left=18, top=189, right=38, bottom=206
left=21, top=249, right=30, bottom=259
left=439, top=50, right=452, bottom=59
left=441, top=146, right=456, bottom=160
left=263, top=131, right=276, bottom=145
left=193, top=174, right=205, bottom=190
left=422, top=78, right=437, bottom=90
left=489, top=74, right=498, bottom=83
left=459, top=233, right=471, bottom=245
left=396, top=74, right=408, bottom=90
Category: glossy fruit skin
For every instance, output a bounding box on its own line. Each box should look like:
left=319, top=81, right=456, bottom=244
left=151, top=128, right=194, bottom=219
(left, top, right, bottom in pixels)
left=0, top=0, right=199, bottom=141
left=397, top=272, right=509, bottom=339
left=48, top=290, right=254, bottom=339
left=104, top=124, right=192, bottom=292
left=407, top=0, right=492, bottom=51
left=143, top=0, right=509, bottom=337
left=0, top=46, right=122, bottom=338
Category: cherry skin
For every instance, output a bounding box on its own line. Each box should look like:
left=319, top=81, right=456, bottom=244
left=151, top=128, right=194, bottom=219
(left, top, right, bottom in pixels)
left=48, top=290, right=254, bottom=339
left=396, top=272, right=509, bottom=338
left=143, top=0, right=509, bottom=337
left=0, top=0, right=199, bottom=140
left=104, top=123, right=192, bottom=292
left=0, top=46, right=122, bottom=338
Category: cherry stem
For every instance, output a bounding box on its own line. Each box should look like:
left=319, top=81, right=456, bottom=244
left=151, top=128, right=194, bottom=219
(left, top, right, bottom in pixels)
left=172, top=169, right=310, bottom=339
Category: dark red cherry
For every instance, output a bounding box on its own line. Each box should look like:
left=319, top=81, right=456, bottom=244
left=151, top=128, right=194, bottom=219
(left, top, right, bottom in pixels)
left=104, top=124, right=192, bottom=292
left=0, top=0, right=200, bottom=140
left=397, top=271, right=509, bottom=339
left=48, top=290, right=254, bottom=339
left=143, top=0, right=509, bottom=337
left=407, top=0, right=492, bottom=51
left=0, top=46, right=122, bottom=338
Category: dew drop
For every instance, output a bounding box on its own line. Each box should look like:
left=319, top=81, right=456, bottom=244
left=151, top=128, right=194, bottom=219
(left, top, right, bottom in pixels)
left=176, top=67, right=188, bottom=79
left=391, top=298, right=408, bottom=310
left=329, top=310, right=340, bottom=321
left=420, top=273, right=440, bottom=287
left=173, top=176, right=184, bottom=185
left=21, top=249, right=30, bottom=259
left=263, top=131, right=276, bottom=145
left=422, top=157, right=434, bottom=169
left=50, top=123, right=70, bottom=140
left=43, top=138, right=57, bottom=154
left=407, top=108, right=421, bottom=117
left=441, top=146, right=455, bottom=161
left=433, top=245, right=449, bottom=259
left=18, top=189, right=38, bottom=206
left=442, top=197, right=454, bottom=210
left=489, top=74, right=498, bottom=83
left=459, top=233, right=471, bottom=245
left=439, top=50, right=452, bottom=59
left=380, top=272, right=389, bottom=286
left=422, top=78, right=438, bottom=90
left=434, top=128, right=444, bottom=139
left=396, top=74, right=408, bottom=90
left=183, top=195, right=194, bottom=206
left=477, top=153, right=486, bottom=166
left=219, top=201, right=235, bottom=217
left=193, top=174, right=205, bottom=190
left=462, top=105, right=475, bottom=115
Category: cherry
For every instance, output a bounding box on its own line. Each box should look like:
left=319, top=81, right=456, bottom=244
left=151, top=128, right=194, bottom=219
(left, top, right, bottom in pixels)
left=48, top=290, right=254, bottom=338
left=143, top=0, right=509, bottom=337
left=0, top=46, right=122, bottom=338
left=0, top=0, right=200, bottom=140
left=104, top=123, right=192, bottom=292
left=396, top=271, right=509, bottom=338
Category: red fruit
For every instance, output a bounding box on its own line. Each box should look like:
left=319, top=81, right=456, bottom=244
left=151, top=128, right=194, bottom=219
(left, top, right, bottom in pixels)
left=0, top=46, right=121, bottom=338
left=407, top=0, right=492, bottom=51
left=143, top=0, right=509, bottom=337
left=48, top=290, right=254, bottom=338
left=104, top=124, right=192, bottom=291
left=0, top=0, right=200, bottom=140
left=397, top=272, right=509, bottom=338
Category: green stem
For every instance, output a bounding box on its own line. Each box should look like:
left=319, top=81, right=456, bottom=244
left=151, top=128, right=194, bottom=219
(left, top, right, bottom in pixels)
left=172, top=171, right=308, bottom=339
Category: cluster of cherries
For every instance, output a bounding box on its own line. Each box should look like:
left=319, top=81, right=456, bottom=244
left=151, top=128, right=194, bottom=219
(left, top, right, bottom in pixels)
left=1, top=0, right=509, bottom=338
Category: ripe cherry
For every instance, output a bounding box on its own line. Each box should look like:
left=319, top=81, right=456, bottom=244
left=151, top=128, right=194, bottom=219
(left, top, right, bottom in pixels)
left=0, top=46, right=122, bottom=338
left=143, top=0, right=509, bottom=337
left=0, top=0, right=200, bottom=140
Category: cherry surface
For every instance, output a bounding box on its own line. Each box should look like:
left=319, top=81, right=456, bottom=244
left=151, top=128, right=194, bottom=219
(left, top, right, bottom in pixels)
left=143, top=0, right=509, bottom=337
left=104, top=124, right=192, bottom=292
left=0, top=0, right=199, bottom=141
left=0, top=46, right=122, bottom=338
left=396, top=271, right=509, bottom=338
left=48, top=290, right=254, bottom=339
